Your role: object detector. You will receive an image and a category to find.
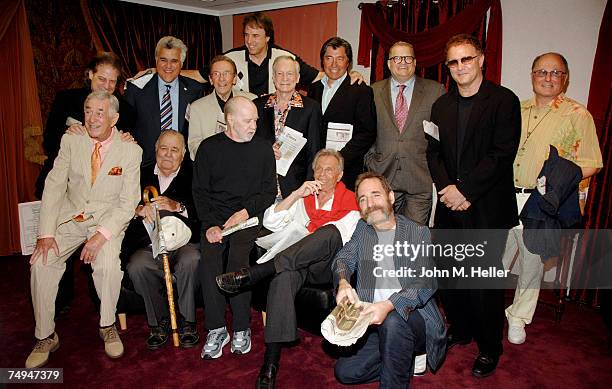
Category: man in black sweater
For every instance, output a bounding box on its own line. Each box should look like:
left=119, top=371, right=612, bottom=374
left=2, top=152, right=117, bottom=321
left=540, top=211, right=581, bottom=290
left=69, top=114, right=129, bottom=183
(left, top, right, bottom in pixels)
left=192, top=96, right=276, bottom=360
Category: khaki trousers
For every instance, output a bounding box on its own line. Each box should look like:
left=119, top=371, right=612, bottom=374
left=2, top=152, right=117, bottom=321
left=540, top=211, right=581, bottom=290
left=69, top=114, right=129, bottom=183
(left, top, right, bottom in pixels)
left=502, top=193, right=544, bottom=327
left=31, top=218, right=123, bottom=339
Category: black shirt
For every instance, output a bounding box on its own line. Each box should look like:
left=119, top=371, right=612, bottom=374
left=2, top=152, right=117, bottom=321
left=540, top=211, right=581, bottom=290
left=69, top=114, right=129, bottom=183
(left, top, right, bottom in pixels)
left=192, top=132, right=277, bottom=230
left=215, top=91, right=232, bottom=112
left=456, top=93, right=474, bottom=171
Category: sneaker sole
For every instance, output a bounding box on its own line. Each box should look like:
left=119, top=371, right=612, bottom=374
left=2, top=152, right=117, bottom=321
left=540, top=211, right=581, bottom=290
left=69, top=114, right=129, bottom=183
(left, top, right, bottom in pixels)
left=202, top=335, right=230, bottom=359
left=231, top=341, right=251, bottom=355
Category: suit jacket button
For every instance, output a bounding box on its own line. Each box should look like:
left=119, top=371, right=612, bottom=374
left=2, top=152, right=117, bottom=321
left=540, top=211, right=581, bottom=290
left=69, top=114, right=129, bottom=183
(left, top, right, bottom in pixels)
left=86, top=200, right=90, bottom=204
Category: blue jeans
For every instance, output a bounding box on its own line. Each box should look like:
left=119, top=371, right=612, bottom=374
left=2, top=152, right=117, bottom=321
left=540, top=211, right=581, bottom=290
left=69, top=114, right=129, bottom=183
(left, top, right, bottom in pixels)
left=335, top=310, right=426, bottom=389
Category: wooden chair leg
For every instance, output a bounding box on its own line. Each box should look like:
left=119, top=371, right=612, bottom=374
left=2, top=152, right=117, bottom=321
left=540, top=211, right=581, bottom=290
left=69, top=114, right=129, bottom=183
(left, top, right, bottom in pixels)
left=118, top=313, right=127, bottom=330
left=261, top=311, right=266, bottom=326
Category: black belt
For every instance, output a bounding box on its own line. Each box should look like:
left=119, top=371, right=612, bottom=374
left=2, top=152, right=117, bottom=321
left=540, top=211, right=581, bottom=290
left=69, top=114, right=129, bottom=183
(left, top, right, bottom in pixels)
left=515, top=187, right=534, bottom=194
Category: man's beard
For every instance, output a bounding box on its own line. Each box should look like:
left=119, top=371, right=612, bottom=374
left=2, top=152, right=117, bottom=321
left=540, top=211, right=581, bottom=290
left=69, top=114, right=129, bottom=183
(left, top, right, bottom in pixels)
left=363, top=205, right=391, bottom=225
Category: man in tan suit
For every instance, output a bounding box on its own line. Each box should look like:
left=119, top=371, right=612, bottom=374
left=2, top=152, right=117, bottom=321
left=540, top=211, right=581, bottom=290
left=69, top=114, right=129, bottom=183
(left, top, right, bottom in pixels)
left=188, top=55, right=256, bottom=159
left=366, top=41, right=445, bottom=225
left=26, top=91, right=142, bottom=368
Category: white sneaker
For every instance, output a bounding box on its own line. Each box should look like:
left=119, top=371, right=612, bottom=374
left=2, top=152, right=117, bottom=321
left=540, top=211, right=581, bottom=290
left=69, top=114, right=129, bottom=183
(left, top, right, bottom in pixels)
left=508, top=325, right=526, bottom=344
left=201, top=327, right=230, bottom=359
left=414, top=353, right=427, bottom=376
left=231, top=328, right=251, bottom=354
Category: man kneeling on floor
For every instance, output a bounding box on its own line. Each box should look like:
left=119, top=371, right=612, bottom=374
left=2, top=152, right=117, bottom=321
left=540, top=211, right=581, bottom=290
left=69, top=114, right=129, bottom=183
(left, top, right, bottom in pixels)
left=217, top=149, right=361, bottom=388
left=124, top=130, right=201, bottom=350
left=27, top=91, right=142, bottom=368
left=332, top=172, right=446, bottom=388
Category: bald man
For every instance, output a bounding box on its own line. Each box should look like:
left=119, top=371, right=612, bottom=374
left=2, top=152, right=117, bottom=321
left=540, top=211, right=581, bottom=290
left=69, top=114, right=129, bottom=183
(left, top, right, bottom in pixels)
left=192, top=96, right=276, bottom=360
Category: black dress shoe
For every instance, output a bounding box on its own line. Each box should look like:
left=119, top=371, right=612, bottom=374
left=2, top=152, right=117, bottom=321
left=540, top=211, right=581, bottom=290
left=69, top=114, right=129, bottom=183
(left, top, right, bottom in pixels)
left=446, top=333, right=471, bottom=350
left=147, top=320, right=169, bottom=350
left=256, top=363, right=278, bottom=389
left=472, top=353, right=499, bottom=378
left=216, top=268, right=251, bottom=293
left=179, top=321, right=199, bottom=348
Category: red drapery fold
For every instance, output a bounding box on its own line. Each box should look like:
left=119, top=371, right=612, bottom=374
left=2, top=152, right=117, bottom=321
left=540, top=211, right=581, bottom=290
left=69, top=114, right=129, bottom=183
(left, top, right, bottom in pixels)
left=358, top=0, right=502, bottom=84
left=565, top=0, right=611, bottom=306
left=0, top=0, right=43, bottom=255
left=585, top=0, right=611, bottom=231
left=80, top=0, right=222, bottom=79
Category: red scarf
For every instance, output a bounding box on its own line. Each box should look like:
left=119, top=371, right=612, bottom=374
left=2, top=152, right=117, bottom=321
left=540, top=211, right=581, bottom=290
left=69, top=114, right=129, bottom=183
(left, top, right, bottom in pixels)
left=304, top=182, right=358, bottom=233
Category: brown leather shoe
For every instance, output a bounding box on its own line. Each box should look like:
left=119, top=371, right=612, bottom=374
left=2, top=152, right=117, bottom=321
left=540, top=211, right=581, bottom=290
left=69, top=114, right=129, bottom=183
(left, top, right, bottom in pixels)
left=25, top=333, right=59, bottom=368
left=99, top=325, right=124, bottom=358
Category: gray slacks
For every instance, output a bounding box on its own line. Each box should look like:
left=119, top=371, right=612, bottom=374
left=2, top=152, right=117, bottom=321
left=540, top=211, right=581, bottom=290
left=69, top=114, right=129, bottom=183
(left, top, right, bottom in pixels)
left=126, top=243, right=200, bottom=327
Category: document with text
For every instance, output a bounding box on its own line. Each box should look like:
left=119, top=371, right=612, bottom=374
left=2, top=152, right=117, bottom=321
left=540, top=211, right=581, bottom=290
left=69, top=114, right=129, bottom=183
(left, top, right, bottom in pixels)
left=326, top=122, right=353, bottom=151
left=276, top=126, right=307, bottom=176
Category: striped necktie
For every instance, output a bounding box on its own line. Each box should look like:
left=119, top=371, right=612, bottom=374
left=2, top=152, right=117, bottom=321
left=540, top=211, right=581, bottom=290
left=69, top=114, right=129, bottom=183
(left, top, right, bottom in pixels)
left=160, top=84, right=173, bottom=130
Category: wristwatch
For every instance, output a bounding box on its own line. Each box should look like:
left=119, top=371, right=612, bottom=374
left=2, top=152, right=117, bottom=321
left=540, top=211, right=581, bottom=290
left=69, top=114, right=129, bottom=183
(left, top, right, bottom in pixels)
left=178, top=202, right=186, bottom=213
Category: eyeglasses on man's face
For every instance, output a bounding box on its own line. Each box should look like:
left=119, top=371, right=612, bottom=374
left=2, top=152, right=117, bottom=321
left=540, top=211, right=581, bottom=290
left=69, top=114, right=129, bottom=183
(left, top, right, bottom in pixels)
left=445, top=55, right=479, bottom=69
left=389, top=56, right=415, bottom=64
left=532, top=69, right=566, bottom=79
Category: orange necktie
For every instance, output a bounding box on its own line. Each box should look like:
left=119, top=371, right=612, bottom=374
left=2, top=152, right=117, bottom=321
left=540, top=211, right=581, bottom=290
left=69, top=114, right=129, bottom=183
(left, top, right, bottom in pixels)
left=91, top=142, right=102, bottom=184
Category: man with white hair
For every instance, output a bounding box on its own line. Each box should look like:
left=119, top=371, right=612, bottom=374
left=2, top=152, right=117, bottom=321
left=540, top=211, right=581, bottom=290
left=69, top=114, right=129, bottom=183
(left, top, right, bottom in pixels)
left=124, top=36, right=205, bottom=165
left=26, top=91, right=142, bottom=368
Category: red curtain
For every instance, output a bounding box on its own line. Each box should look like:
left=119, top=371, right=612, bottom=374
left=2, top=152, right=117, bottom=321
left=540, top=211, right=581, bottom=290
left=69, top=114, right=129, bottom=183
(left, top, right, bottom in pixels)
left=81, top=0, right=222, bottom=79
left=584, top=0, right=612, bottom=231
left=0, top=0, right=43, bottom=255
left=565, top=0, right=611, bottom=306
left=359, top=0, right=502, bottom=84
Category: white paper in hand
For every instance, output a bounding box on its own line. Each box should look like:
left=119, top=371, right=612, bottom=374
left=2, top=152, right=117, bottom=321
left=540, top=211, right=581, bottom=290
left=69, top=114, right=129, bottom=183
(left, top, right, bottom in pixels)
left=276, top=126, right=307, bottom=176
left=423, top=120, right=439, bottom=141
left=326, top=122, right=353, bottom=151
left=128, top=73, right=154, bottom=90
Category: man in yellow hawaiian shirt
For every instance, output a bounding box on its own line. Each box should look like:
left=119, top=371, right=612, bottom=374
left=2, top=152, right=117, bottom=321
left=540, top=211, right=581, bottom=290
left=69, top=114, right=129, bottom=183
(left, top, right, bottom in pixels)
left=503, top=52, right=603, bottom=345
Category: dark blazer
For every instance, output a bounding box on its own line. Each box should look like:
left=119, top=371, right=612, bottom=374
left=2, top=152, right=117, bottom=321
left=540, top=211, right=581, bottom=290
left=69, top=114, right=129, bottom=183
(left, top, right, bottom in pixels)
left=367, top=77, right=446, bottom=194
left=426, top=80, right=521, bottom=229
left=122, top=159, right=200, bottom=259
left=35, top=87, right=133, bottom=198
left=521, top=146, right=582, bottom=257
left=308, top=76, right=377, bottom=190
left=254, top=94, right=322, bottom=197
left=124, top=74, right=205, bottom=165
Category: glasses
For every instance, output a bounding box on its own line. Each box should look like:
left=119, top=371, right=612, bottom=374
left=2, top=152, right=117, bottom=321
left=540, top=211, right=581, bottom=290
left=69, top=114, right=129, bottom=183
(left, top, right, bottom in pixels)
left=532, top=69, right=566, bottom=79
left=210, top=71, right=233, bottom=79
left=389, top=56, right=415, bottom=64
left=445, top=55, right=479, bottom=68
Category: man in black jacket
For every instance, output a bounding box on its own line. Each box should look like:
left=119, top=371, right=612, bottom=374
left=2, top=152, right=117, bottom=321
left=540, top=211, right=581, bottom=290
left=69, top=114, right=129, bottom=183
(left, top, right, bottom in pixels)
left=124, top=36, right=205, bottom=165
left=426, top=34, right=521, bottom=378
left=254, top=55, right=322, bottom=197
left=308, top=37, right=377, bottom=191
left=124, top=130, right=200, bottom=350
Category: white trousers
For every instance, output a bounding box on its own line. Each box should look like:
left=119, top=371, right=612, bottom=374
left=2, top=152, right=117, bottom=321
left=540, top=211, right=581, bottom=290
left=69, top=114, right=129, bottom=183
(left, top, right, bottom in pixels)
left=502, top=193, right=544, bottom=327
left=31, top=218, right=123, bottom=339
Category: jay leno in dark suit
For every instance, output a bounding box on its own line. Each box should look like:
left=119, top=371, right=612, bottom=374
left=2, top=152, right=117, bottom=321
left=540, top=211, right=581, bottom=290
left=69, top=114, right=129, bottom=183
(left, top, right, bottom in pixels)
left=124, top=36, right=205, bottom=166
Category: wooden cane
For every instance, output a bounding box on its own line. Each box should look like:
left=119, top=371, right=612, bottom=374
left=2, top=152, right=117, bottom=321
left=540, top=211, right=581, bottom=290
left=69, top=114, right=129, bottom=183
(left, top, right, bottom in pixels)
left=143, top=186, right=180, bottom=347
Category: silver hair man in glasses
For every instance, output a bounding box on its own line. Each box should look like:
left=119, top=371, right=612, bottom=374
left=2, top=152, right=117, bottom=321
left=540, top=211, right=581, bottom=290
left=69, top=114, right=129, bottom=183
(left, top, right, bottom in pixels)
left=502, top=52, right=602, bottom=345
left=367, top=41, right=446, bottom=226
left=426, top=34, right=521, bottom=378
